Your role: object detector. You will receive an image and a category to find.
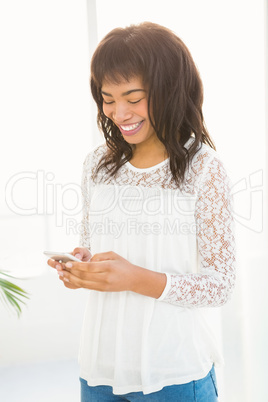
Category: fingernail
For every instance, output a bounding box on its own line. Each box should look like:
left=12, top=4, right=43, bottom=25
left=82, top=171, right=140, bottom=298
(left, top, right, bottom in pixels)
left=75, top=253, right=82, bottom=259
left=58, top=272, right=64, bottom=277
left=56, top=264, right=61, bottom=269
left=63, top=277, right=70, bottom=282
left=66, top=262, right=72, bottom=268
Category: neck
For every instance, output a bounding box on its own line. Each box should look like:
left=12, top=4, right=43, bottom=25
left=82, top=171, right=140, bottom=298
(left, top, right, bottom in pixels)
left=132, top=138, right=168, bottom=160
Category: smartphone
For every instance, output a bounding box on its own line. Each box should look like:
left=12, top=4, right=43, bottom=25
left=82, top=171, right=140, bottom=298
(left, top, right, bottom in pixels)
left=43, top=251, right=81, bottom=263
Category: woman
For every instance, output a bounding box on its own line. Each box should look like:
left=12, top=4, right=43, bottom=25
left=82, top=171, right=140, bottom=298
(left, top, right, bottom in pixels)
left=48, top=22, right=236, bottom=401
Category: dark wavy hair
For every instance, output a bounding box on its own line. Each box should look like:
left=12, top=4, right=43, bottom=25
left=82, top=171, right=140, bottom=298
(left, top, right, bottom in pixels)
left=90, top=21, right=216, bottom=188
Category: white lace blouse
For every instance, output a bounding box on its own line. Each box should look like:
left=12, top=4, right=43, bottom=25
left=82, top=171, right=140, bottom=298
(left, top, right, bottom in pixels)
left=78, top=136, right=236, bottom=395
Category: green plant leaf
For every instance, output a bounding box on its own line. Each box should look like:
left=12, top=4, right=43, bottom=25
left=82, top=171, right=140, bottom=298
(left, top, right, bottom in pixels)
left=0, top=270, right=30, bottom=317
left=2, top=289, right=24, bottom=317
left=0, top=279, right=29, bottom=298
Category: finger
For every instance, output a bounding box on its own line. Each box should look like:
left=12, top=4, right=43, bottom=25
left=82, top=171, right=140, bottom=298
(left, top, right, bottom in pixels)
left=64, top=260, right=109, bottom=274
left=72, top=247, right=92, bottom=262
left=72, top=247, right=84, bottom=255
left=64, top=261, right=86, bottom=272
left=58, top=274, right=79, bottom=289
left=71, top=248, right=82, bottom=260
left=60, top=270, right=102, bottom=290
left=47, top=259, right=64, bottom=270
left=90, top=251, right=117, bottom=262
left=64, top=269, right=107, bottom=282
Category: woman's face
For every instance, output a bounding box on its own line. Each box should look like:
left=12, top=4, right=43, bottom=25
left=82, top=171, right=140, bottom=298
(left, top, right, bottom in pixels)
left=101, top=76, right=157, bottom=147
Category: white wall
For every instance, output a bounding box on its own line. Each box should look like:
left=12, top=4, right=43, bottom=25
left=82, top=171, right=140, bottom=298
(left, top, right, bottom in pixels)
left=0, top=1, right=267, bottom=401
left=0, top=0, right=96, bottom=366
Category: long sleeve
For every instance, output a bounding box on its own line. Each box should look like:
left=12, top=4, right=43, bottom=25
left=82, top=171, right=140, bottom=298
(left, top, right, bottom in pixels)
left=79, top=152, right=93, bottom=251
left=159, top=156, right=236, bottom=308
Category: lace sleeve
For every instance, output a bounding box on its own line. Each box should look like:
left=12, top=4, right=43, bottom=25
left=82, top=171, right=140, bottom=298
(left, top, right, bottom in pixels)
left=79, top=152, right=93, bottom=251
left=159, top=156, right=236, bottom=308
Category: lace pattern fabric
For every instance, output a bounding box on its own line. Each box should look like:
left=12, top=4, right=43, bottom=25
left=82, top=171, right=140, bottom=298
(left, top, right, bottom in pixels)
left=88, top=141, right=208, bottom=193
left=159, top=156, right=236, bottom=307
left=80, top=151, right=94, bottom=252
left=80, top=141, right=236, bottom=308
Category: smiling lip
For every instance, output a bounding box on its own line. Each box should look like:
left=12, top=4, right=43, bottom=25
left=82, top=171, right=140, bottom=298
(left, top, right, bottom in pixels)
left=119, top=121, right=144, bottom=136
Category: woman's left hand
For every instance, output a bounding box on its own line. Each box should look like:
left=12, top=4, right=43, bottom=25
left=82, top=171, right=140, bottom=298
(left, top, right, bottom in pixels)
left=59, top=251, right=138, bottom=292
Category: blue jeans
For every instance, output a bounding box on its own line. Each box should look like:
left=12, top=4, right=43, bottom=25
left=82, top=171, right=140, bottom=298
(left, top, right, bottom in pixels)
left=80, top=365, right=218, bottom=401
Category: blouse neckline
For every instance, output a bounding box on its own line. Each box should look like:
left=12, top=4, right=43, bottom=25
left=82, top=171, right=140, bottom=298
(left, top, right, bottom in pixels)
left=124, top=136, right=195, bottom=172
left=125, top=157, right=170, bottom=172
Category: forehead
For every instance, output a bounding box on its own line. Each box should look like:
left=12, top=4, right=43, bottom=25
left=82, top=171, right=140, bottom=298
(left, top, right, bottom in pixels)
left=101, top=75, right=144, bottom=92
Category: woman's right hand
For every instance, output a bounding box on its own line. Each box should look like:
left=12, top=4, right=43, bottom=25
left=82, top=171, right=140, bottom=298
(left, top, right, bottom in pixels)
left=59, top=247, right=91, bottom=289
left=47, top=247, right=92, bottom=290
left=71, top=247, right=92, bottom=262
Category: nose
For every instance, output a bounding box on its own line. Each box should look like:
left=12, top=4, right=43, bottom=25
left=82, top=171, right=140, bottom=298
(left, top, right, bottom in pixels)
left=112, top=103, right=132, bottom=123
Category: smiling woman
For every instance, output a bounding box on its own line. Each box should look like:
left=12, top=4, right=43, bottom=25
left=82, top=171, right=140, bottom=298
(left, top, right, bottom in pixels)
left=101, top=79, right=148, bottom=136
left=47, top=21, right=236, bottom=401
left=101, top=77, right=167, bottom=164
left=90, top=22, right=216, bottom=188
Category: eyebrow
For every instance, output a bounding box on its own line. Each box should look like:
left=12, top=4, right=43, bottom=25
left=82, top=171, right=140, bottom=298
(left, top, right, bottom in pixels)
left=101, top=89, right=146, bottom=97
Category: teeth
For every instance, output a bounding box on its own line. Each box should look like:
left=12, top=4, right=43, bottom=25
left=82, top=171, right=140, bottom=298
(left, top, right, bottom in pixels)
left=120, top=122, right=141, bottom=131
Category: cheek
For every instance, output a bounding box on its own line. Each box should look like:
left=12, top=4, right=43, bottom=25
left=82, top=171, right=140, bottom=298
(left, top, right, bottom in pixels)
left=137, top=100, right=149, bottom=118
left=102, top=103, right=112, bottom=119
left=102, top=106, right=108, bottom=118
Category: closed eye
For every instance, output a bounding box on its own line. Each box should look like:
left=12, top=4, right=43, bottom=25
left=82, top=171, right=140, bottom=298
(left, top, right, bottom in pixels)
left=128, top=99, right=142, bottom=104
left=103, top=97, right=144, bottom=105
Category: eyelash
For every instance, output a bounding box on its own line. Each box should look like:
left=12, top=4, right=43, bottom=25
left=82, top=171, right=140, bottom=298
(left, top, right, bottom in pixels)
left=103, top=99, right=142, bottom=105
left=129, top=99, right=142, bottom=104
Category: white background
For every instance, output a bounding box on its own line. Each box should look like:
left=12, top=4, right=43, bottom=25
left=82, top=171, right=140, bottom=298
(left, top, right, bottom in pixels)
left=0, top=1, right=267, bottom=401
